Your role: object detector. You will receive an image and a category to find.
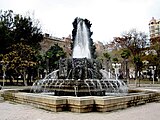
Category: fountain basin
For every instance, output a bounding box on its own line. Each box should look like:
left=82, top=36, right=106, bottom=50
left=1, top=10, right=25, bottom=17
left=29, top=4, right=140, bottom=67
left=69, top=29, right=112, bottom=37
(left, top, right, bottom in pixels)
left=31, top=79, right=127, bottom=96
left=1, top=89, right=160, bottom=113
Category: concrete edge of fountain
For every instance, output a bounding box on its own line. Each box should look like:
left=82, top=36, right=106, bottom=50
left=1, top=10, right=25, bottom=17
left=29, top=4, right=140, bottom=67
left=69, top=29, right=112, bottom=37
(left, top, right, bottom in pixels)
left=0, top=88, right=160, bottom=113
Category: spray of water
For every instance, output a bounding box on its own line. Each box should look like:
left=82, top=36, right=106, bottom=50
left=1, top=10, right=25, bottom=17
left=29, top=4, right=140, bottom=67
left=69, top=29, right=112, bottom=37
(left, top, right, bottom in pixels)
left=72, top=18, right=91, bottom=58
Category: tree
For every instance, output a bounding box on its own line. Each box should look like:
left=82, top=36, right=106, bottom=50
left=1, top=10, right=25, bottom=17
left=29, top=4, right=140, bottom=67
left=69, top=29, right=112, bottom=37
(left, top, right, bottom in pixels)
left=13, top=14, right=43, bottom=50
left=0, top=10, right=14, bottom=54
left=113, top=29, right=148, bottom=79
left=2, top=43, right=37, bottom=85
left=0, top=10, right=43, bottom=85
left=103, top=52, right=111, bottom=71
left=114, top=29, right=148, bottom=55
left=121, top=49, right=131, bottom=80
left=0, top=10, right=43, bottom=53
left=45, top=44, right=66, bottom=72
left=35, top=54, right=46, bottom=78
left=150, top=36, right=160, bottom=78
left=112, top=57, right=119, bottom=63
left=121, top=49, right=131, bottom=59
left=71, top=17, right=96, bottom=58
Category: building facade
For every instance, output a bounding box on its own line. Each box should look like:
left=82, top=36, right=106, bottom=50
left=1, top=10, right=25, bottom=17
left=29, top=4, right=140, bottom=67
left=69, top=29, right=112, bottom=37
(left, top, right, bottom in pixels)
left=40, top=33, right=72, bottom=57
left=149, top=17, right=160, bottom=38
left=95, top=41, right=106, bottom=56
left=40, top=34, right=109, bottom=59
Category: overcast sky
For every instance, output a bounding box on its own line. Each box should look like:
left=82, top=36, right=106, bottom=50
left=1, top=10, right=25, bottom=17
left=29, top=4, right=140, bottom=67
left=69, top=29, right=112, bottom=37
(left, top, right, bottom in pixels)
left=0, top=0, right=160, bottom=43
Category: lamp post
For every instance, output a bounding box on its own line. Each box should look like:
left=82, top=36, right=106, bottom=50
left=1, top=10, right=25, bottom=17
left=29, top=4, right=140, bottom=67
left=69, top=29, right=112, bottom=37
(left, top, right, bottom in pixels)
left=125, top=59, right=129, bottom=84
left=46, top=57, right=49, bottom=75
left=112, top=63, right=121, bottom=80
left=0, top=61, right=8, bottom=86
left=149, top=66, right=156, bottom=84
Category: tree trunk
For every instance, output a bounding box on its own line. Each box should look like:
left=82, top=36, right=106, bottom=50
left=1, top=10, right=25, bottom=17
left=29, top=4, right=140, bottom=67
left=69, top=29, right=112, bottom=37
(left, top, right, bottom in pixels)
left=135, top=65, right=138, bottom=86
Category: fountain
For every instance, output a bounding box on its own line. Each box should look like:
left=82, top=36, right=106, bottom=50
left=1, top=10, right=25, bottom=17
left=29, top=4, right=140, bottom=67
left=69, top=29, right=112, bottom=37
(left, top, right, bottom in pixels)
left=30, top=18, right=128, bottom=96
left=1, top=18, right=160, bottom=113
left=72, top=18, right=91, bottom=58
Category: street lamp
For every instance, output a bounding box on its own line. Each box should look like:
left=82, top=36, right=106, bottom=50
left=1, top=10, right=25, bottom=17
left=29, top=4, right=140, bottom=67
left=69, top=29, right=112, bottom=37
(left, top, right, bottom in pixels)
left=0, top=61, right=8, bottom=86
left=149, top=66, right=156, bottom=84
left=112, top=63, right=121, bottom=80
left=125, top=59, right=129, bottom=84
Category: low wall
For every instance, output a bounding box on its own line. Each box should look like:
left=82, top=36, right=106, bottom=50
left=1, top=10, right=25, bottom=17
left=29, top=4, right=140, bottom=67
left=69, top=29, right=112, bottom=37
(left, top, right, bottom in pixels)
left=0, top=89, right=160, bottom=113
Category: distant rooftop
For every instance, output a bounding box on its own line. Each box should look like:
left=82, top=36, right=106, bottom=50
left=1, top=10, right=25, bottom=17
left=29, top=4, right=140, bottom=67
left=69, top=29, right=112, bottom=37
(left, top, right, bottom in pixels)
left=43, top=33, right=62, bottom=41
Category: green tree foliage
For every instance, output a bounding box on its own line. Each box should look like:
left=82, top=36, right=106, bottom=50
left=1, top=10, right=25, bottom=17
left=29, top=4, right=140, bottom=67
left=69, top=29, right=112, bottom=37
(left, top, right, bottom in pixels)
left=103, top=52, right=111, bottom=70
left=133, top=55, right=143, bottom=78
left=0, top=10, right=43, bottom=54
left=0, top=10, right=43, bottom=85
left=45, top=44, right=66, bottom=71
left=121, top=49, right=131, bottom=79
left=71, top=17, right=96, bottom=58
left=0, top=10, right=14, bottom=54
left=13, top=14, right=43, bottom=50
left=112, top=57, right=119, bottom=63
left=121, top=49, right=131, bottom=59
left=2, top=43, right=37, bottom=85
left=103, top=52, right=111, bottom=61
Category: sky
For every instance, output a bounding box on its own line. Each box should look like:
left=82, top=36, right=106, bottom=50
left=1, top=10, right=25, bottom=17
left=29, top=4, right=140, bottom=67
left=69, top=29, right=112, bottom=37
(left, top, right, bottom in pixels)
left=0, top=0, right=160, bottom=43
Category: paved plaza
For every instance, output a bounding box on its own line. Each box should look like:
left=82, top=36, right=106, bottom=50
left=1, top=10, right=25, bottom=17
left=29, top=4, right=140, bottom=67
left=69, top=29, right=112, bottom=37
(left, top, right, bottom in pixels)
left=1, top=85, right=160, bottom=120
left=0, top=100, right=160, bottom=120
